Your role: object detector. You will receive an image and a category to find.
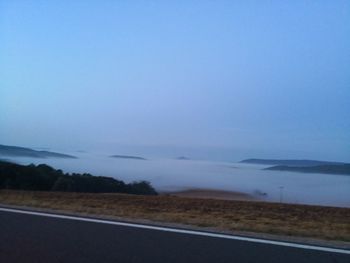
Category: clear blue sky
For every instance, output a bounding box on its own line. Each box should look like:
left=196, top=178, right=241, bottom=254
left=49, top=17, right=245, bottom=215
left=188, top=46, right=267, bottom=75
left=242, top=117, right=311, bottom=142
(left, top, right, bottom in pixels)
left=1, top=1, right=349, bottom=161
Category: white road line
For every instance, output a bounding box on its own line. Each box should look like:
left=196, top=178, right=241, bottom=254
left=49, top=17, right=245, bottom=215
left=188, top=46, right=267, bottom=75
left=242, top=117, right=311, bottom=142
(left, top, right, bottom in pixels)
left=0, top=207, right=349, bottom=255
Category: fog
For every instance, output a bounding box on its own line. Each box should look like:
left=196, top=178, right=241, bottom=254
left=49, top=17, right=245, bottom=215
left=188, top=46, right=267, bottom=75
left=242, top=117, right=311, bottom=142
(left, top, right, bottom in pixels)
left=7, top=151, right=350, bottom=208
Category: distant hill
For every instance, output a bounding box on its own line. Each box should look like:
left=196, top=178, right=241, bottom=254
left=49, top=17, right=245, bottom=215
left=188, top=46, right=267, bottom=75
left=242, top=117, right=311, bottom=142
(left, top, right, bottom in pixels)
left=176, top=156, right=190, bottom=160
left=264, top=164, right=350, bottom=175
left=110, top=155, right=146, bottom=160
left=240, top=159, right=347, bottom=167
left=0, top=144, right=77, bottom=159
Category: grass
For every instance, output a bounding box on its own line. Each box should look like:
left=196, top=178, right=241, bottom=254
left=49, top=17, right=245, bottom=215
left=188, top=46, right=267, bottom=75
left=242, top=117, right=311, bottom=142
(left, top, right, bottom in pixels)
left=0, top=190, right=349, bottom=242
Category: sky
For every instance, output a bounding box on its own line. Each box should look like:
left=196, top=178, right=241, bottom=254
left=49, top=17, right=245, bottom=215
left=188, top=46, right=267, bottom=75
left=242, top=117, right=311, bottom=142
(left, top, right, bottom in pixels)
left=1, top=1, right=349, bottom=162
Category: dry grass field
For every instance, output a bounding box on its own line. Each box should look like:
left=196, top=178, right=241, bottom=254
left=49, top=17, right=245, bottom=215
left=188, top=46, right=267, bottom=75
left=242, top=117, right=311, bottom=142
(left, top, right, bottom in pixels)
left=168, top=189, right=256, bottom=201
left=0, top=190, right=349, bottom=242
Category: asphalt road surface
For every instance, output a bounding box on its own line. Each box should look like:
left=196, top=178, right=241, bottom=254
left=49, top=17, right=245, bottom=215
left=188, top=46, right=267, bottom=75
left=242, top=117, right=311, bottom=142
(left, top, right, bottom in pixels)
left=0, top=207, right=349, bottom=263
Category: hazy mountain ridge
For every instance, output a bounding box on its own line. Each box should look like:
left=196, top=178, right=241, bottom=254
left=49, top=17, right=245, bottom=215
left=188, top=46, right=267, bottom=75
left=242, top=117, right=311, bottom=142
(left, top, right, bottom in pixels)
left=110, top=155, right=146, bottom=160
left=264, top=164, right=350, bottom=175
left=0, top=144, right=77, bottom=159
left=240, top=159, right=347, bottom=167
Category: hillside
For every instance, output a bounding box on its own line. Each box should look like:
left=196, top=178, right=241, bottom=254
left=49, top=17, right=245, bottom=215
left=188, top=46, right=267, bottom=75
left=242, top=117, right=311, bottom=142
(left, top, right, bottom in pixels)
left=0, top=144, right=77, bottom=159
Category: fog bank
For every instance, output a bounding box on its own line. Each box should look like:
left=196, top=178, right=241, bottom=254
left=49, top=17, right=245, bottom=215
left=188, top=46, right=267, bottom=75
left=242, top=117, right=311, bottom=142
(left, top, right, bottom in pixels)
left=6, top=151, right=350, bottom=208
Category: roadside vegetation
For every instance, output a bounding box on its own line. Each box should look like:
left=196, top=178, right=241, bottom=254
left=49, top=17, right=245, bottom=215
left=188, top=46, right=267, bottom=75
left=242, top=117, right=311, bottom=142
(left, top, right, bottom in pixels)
left=0, top=160, right=157, bottom=195
left=0, top=190, right=349, bottom=242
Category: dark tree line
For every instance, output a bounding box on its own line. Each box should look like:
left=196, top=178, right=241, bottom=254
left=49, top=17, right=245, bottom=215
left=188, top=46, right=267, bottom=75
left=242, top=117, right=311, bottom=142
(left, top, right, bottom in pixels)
left=0, top=160, right=157, bottom=195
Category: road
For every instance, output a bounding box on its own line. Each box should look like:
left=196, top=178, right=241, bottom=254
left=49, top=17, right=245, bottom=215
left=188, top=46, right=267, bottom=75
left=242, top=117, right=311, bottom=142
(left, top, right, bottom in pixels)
left=0, top=207, right=349, bottom=263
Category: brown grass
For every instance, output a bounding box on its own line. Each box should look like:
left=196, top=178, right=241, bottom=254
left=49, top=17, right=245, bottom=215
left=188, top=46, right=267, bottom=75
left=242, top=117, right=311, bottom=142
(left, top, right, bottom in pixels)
left=168, top=189, right=256, bottom=201
left=0, top=190, right=349, bottom=242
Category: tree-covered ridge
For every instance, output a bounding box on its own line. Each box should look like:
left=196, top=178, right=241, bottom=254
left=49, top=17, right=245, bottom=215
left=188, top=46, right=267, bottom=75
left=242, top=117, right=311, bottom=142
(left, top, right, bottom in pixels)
left=0, top=161, right=157, bottom=195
